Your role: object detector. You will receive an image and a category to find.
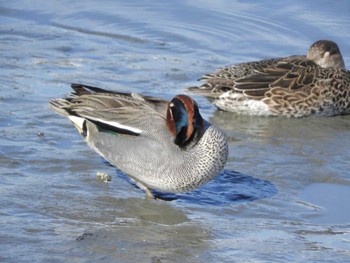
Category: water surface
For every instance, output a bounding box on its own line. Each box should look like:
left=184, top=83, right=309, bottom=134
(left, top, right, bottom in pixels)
left=1, top=1, right=350, bottom=262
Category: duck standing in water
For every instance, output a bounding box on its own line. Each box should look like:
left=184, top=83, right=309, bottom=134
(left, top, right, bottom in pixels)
left=189, top=40, right=349, bottom=118
left=50, top=84, right=228, bottom=198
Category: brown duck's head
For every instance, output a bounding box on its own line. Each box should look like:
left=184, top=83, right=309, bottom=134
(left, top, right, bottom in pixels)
left=307, top=40, right=346, bottom=69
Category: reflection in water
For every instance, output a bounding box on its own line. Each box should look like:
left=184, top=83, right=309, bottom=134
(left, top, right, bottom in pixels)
left=210, top=109, right=350, bottom=143
left=153, top=170, right=277, bottom=206
left=68, top=196, right=212, bottom=262
left=73, top=219, right=212, bottom=263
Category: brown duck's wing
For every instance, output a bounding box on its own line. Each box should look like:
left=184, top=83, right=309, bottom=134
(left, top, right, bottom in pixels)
left=200, top=57, right=300, bottom=80
left=187, top=79, right=235, bottom=97
left=233, top=59, right=321, bottom=98
left=191, top=56, right=305, bottom=98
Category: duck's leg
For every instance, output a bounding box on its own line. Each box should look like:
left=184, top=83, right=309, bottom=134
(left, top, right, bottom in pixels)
left=136, top=182, right=178, bottom=201
left=133, top=180, right=155, bottom=199
left=144, top=188, right=155, bottom=199
left=129, top=177, right=175, bottom=200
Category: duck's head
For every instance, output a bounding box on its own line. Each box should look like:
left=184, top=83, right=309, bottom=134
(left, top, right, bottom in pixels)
left=166, top=95, right=204, bottom=148
left=307, top=40, right=346, bottom=69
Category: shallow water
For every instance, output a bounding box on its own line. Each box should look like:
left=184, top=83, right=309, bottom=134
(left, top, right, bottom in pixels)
left=1, top=0, right=350, bottom=262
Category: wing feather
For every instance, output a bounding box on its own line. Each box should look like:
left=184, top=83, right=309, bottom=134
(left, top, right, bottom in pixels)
left=50, top=84, right=167, bottom=136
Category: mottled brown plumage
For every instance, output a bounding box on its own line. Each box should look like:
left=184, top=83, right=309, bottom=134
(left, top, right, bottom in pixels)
left=189, top=40, right=349, bottom=117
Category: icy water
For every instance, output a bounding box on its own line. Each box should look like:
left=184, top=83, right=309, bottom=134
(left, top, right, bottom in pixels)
left=1, top=1, right=350, bottom=262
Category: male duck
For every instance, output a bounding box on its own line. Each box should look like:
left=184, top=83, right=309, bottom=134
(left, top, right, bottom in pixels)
left=50, top=84, right=228, bottom=197
left=189, top=40, right=349, bottom=118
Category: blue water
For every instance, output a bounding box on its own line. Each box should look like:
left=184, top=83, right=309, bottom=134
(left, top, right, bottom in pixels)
left=1, top=1, right=350, bottom=262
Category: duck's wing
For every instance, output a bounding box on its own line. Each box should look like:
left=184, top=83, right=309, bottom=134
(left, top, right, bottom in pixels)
left=50, top=84, right=168, bottom=136
left=188, top=56, right=305, bottom=98
left=70, top=83, right=169, bottom=115
left=233, top=59, right=321, bottom=98
left=200, top=57, right=290, bottom=81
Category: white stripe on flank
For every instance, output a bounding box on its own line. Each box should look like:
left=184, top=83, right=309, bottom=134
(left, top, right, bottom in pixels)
left=69, top=116, right=143, bottom=134
left=68, top=116, right=85, bottom=130
left=100, top=120, right=142, bottom=134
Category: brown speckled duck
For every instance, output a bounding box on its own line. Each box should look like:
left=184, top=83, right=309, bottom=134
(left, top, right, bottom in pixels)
left=189, top=40, right=349, bottom=118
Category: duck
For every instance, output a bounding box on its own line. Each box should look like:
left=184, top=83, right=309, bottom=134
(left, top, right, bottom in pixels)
left=188, top=40, right=349, bottom=118
left=50, top=84, right=228, bottom=197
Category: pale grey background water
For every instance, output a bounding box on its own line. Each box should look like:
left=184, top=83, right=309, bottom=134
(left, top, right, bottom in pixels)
left=1, top=1, right=350, bottom=262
